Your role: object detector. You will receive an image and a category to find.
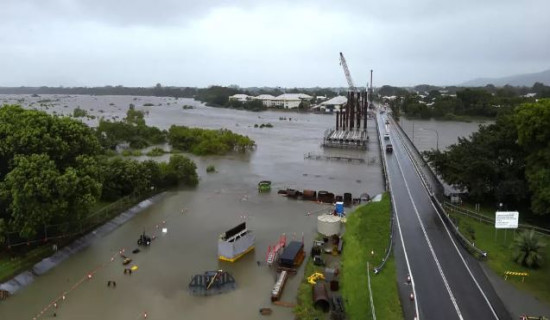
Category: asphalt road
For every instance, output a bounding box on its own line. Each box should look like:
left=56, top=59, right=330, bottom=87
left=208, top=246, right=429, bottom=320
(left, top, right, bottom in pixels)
left=378, top=112, right=511, bottom=320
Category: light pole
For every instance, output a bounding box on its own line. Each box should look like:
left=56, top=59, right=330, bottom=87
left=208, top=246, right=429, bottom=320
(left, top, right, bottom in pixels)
left=420, top=127, right=439, bottom=151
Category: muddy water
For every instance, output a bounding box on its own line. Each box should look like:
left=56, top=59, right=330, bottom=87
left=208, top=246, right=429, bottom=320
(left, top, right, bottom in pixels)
left=0, top=95, right=384, bottom=319
left=398, top=117, right=491, bottom=152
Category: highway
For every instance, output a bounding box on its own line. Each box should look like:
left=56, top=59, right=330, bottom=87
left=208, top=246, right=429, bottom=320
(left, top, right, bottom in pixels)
left=377, top=112, right=511, bottom=319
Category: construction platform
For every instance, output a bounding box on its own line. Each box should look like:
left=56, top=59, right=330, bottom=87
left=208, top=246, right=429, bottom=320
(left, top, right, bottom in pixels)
left=322, top=129, right=368, bottom=150
left=304, top=152, right=365, bottom=163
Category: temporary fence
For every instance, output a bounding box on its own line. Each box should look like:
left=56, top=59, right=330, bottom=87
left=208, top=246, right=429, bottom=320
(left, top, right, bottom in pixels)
left=3, top=190, right=159, bottom=250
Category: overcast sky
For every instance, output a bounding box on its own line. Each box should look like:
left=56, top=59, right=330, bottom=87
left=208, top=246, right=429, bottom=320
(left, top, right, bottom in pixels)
left=1, top=0, right=549, bottom=88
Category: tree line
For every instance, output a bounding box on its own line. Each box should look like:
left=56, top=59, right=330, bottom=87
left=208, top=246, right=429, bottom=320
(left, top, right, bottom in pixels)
left=424, top=99, right=550, bottom=218
left=0, top=104, right=255, bottom=242
left=381, top=82, right=550, bottom=120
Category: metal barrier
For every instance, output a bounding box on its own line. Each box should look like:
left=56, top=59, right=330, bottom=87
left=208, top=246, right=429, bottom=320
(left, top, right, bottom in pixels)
left=373, top=115, right=394, bottom=274
left=444, top=202, right=550, bottom=237
left=3, top=190, right=160, bottom=250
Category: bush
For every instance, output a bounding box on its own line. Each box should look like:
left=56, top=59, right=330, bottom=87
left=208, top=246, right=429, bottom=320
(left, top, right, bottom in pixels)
left=73, top=107, right=88, bottom=117
left=146, top=147, right=165, bottom=157
left=206, top=165, right=216, bottom=173
left=168, top=126, right=255, bottom=155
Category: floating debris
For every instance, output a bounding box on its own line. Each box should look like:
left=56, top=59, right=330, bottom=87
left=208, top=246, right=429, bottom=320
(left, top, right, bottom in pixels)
left=188, top=270, right=236, bottom=296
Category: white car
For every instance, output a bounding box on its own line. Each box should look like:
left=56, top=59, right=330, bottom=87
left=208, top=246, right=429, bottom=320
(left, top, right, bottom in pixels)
left=383, top=133, right=390, bottom=140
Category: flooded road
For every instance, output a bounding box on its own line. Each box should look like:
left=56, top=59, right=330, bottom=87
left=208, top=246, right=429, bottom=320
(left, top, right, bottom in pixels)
left=0, top=95, right=384, bottom=319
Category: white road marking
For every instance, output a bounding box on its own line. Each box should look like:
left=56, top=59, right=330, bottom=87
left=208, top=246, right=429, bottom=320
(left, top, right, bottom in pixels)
left=392, top=140, right=464, bottom=320
left=379, top=115, right=420, bottom=319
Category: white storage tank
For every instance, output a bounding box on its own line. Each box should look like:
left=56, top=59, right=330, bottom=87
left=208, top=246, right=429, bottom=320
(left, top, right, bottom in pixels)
left=317, top=214, right=341, bottom=236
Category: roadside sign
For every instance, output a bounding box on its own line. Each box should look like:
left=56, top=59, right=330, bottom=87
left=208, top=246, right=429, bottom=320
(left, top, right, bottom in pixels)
left=495, top=211, right=519, bottom=229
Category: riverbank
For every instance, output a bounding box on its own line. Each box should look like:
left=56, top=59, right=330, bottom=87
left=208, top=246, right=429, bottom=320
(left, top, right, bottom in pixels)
left=341, top=193, right=402, bottom=319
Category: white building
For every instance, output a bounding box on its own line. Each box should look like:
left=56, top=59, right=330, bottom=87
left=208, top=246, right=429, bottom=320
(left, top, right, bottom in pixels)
left=254, top=94, right=276, bottom=107
left=229, top=94, right=252, bottom=102
left=271, top=93, right=313, bottom=109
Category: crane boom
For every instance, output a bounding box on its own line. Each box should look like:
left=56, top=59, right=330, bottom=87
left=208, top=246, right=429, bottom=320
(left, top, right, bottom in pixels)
left=339, top=52, right=356, bottom=92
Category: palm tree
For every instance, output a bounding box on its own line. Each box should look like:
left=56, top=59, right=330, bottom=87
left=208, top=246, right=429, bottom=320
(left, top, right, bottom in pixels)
left=511, top=230, right=546, bottom=268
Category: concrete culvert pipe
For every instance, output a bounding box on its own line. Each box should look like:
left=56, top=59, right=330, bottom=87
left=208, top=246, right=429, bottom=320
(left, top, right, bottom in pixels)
left=312, top=282, right=330, bottom=312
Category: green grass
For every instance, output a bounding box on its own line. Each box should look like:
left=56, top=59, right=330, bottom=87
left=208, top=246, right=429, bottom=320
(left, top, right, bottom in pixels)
left=294, top=257, right=326, bottom=320
left=341, top=193, right=403, bottom=320
left=0, top=246, right=52, bottom=282
left=450, top=212, right=550, bottom=304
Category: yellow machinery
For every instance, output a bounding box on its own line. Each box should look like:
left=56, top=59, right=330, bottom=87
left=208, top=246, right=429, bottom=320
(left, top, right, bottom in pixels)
left=307, top=272, right=325, bottom=285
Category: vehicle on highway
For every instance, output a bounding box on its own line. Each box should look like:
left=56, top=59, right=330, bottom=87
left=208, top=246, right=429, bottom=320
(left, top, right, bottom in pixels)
left=385, top=143, right=393, bottom=153
left=385, top=119, right=389, bottom=124
left=384, top=133, right=390, bottom=140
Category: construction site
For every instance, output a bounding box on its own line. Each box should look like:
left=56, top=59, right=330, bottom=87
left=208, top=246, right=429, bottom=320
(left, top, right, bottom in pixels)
left=322, top=52, right=374, bottom=150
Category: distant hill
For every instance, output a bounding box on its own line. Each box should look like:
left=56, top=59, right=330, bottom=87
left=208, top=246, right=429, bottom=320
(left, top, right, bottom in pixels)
left=461, top=69, right=550, bottom=87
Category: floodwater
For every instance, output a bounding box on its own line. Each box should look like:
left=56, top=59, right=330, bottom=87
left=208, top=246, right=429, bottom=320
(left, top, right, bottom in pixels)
left=398, top=117, right=491, bottom=152
left=0, top=94, right=384, bottom=320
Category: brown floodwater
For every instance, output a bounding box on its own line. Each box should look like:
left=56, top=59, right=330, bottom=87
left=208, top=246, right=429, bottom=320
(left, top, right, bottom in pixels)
left=0, top=94, right=386, bottom=320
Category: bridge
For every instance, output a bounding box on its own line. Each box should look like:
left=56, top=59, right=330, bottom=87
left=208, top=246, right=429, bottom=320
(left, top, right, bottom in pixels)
left=376, top=111, right=510, bottom=319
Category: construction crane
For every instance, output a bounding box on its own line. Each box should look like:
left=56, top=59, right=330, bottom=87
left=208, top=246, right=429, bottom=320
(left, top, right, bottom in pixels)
left=339, top=52, right=356, bottom=92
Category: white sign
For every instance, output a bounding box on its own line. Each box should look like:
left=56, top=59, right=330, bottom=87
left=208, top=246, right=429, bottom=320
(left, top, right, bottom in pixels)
left=495, top=211, right=519, bottom=229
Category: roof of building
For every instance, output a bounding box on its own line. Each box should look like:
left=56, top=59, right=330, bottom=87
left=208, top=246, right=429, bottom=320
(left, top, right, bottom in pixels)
left=321, top=96, right=347, bottom=105
left=274, top=93, right=313, bottom=101
left=255, top=94, right=276, bottom=100
left=230, top=94, right=251, bottom=99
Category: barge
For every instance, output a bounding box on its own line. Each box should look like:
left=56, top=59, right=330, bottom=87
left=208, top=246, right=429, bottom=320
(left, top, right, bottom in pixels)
left=266, top=234, right=287, bottom=267
left=218, top=222, right=255, bottom=262
left=278, top=241, right=305, bottom=270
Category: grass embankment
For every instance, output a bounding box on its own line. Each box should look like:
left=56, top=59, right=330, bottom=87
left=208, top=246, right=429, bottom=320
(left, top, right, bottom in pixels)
left=341, top=193, right=402, bottom=319
left=450, top=212, right=550, bottom=304
left=294, top=257, right=326, bottom=319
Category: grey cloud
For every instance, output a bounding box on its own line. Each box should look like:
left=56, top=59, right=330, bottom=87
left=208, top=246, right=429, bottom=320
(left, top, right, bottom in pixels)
left=0, top=0, right=548, bottom=87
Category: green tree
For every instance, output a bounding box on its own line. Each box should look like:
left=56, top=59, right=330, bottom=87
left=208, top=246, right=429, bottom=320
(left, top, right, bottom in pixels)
left=100, top=157, right=145, bottom=200
left=168, top=126, right=254, bottom=155
left=166, top=155, right=198, bottom=186
left=511, top=230, right=546, bottom=268
left=424, top=113, right=527, bottom=205
left=0, top=105, right=102, bottom=174
left=515, top=99, right=550, bottom=215
left=1, top=154, right=101, bottom=238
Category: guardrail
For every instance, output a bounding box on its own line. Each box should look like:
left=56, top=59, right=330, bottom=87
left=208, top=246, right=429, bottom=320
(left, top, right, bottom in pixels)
left=443, top=202, right=550, bottom=237
left=373, top=114, right=395, bottom=274
left=390, top=116, right=488, bottom=259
